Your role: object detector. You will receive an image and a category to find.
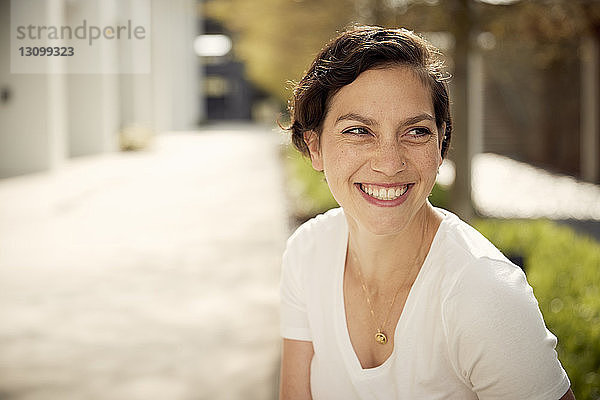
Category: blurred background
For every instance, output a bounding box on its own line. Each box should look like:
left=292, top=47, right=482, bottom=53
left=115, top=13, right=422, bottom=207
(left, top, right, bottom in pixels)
left=1, top=0, right=599, bottom=399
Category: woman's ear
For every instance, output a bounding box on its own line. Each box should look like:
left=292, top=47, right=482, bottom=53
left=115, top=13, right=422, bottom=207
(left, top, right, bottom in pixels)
left=304, top=131, right=324, bottom=171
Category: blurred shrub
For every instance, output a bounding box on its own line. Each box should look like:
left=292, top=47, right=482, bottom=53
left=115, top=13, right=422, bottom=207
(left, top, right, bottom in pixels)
left=282, top=144, right=338, bottom=224
left=429, top=181, right=449, bottom=210
left=119, top=124, right=153, bottom=151
left=474, top=219, right=600, bottom=400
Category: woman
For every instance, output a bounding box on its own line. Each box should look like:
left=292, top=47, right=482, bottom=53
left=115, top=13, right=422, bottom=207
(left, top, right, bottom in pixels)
left=279, top=26, right=575, bottom=399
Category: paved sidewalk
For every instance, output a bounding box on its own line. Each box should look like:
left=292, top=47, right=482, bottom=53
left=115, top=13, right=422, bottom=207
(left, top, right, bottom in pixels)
left=0, top=124, right=289, bottom=400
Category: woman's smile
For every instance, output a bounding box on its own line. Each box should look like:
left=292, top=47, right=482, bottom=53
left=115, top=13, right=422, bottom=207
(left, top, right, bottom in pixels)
left=355, top=182, right=413, bottom=206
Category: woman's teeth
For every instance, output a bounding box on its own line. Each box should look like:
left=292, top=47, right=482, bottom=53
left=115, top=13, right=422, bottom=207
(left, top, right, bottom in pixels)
left=360, top=183, right=408, bottom=201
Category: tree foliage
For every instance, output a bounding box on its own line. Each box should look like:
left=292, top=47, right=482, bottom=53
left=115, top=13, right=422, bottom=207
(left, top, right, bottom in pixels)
left=205, top=0, right=600, bottom=103
left=205, top=0, right=357, bottom=102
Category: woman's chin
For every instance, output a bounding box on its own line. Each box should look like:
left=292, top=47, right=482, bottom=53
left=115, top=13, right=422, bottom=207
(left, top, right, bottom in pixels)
left=343, top=198, right=433, bottom=237
left=347, top=212, right=411, bottom=236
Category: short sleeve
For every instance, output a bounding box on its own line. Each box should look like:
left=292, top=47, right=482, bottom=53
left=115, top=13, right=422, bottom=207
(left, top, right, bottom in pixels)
left=279, top=237, right=312, bottom=341
left=443, top=258, right=570, bottom=400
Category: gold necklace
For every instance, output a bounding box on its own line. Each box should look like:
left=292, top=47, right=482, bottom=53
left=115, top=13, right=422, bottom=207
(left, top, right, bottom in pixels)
left=352, top=217, right=427, bottom=345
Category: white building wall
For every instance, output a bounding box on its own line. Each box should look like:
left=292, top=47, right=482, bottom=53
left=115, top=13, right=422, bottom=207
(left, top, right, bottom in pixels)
left=151, top=0, right=201, bottom=133
left=118, top=0, right=154, bottom=133
left=66, top=0, right=119, bottom=157
left=0, top=0, right=67, bottom=178
left=0, top=0, right=201, bottom=179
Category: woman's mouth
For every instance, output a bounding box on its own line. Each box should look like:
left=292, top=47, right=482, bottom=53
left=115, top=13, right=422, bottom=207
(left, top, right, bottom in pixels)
left=355, top=182, right=413, bottom=207
left=359, top=183, right=409, bottom=200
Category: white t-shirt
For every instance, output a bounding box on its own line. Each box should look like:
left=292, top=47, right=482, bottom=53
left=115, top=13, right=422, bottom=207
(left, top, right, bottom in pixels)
left=280, top=207, right=570, bottom=400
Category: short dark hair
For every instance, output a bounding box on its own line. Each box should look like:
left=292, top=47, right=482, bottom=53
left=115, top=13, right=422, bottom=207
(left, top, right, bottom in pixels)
left=286, top=25, right=452, bottom=159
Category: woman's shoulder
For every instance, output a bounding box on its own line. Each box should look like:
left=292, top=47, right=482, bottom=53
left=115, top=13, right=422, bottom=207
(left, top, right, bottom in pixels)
left=433, top=208, right=529, bottom=306
left=435, top=210, right=534, bottom=321
left=285, top=207, right=346, bottom=253
left=282, top=208, right=346, bottom=289
left=438, top=232, right=566, bottom=398
left=435, top=208, right=508, bottom=265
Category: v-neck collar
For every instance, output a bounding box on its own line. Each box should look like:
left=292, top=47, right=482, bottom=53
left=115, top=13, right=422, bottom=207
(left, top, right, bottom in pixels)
left=334, top=209, right=447, bottom=379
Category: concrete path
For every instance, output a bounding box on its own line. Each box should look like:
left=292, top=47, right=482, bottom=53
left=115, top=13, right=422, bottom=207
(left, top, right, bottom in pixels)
left=0, top=124, right=289, bottom=400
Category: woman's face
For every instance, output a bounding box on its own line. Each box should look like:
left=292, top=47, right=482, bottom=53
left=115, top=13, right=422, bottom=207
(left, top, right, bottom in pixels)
left=305, top=66, right=442, bottom=235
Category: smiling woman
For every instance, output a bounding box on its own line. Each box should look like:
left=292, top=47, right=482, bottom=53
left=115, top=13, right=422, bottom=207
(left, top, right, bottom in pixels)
left=279, top=26, right=575, bottom=400
left=305, top=66, right=441, bottom=235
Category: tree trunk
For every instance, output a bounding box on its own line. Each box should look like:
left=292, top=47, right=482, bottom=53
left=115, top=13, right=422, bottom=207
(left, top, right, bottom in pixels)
left=448, top=0, right=474, bottom=220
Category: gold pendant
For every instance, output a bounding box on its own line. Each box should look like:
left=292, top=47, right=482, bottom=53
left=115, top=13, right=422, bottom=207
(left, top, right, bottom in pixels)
left=375, top=330, right=387, bottom=345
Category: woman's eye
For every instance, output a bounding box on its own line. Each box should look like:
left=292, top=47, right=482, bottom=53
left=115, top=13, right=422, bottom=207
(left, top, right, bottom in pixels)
left=342, top=127, right=370, bottom=136
left=405, top=127, right=433, bottom=141
left=406, top=127, right=432, bottom=137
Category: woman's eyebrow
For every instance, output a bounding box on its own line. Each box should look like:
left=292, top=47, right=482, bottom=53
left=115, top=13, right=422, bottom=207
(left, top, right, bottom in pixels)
left=401, top=113, right=435, bottom=126
left=334, top=112, right=435, bottom=126
left=334, top=113, right=378, bottom=126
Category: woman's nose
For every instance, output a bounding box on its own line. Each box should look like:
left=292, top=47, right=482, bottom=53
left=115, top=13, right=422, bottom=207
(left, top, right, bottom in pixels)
left=370, top=141, right=407, bottom=176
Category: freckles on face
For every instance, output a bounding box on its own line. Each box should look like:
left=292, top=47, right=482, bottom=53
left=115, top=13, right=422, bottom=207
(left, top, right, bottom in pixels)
left=315, top=66, right=442, bottom=233
left=320, top=66, right=441, bottom=178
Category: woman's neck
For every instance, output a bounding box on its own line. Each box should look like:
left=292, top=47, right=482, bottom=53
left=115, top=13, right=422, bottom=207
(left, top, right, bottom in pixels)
left=345, top=204, right=443, bottom=288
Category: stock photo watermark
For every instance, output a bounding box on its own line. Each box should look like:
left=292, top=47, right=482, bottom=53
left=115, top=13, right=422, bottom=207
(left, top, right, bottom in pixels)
left=11, top=0, right=151, bottom=74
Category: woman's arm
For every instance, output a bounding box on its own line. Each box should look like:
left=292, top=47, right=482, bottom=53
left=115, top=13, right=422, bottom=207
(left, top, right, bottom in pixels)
left=279, top=338, right=314, bottom=400
left=560, top=388, right=576, bottom=400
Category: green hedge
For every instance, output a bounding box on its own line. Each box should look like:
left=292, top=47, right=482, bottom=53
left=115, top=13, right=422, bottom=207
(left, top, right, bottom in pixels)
left=474, top=219, right=600, bottom=400
left=282, top=144, right=338, bottom=222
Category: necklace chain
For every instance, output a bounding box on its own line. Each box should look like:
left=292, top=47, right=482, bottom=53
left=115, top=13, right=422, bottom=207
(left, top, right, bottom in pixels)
left=352, top=217, right=428, bottom=345
left=355, top=267, right=404, bottom=344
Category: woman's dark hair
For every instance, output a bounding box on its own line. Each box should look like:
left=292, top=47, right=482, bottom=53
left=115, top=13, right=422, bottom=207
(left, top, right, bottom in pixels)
left=286, top=25, right=452, bottom=159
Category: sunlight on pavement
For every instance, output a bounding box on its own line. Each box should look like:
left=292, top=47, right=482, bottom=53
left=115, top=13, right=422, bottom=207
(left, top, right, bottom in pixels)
left=472, top=153, right=600, bottom=220
left=0, top=125, right=288, bottom=400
